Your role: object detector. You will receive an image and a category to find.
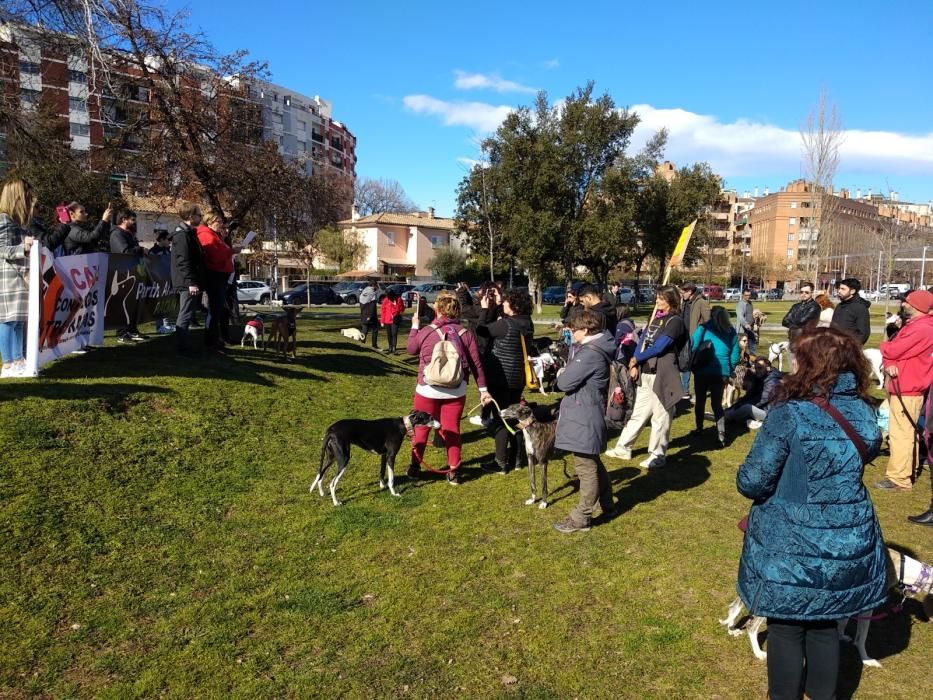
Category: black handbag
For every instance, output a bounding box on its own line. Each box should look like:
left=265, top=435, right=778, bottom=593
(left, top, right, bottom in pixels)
left=690, top=326, right=714, bottom=370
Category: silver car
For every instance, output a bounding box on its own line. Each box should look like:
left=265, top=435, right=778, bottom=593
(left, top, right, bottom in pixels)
left=236, top=280, right=273, bottom=305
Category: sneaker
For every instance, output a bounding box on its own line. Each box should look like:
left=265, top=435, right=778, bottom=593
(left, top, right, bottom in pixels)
left=468, top=415, right=484, bottom=427
left=553, top=516, right=591, bottom=533
left=446, top=470, right=461, bottom=486
left=639, top=455, right=666, bottom=469
left=746, top=419, right=763, bottom=430
left=128, top=331, right=146, bottom=341
left=604, top=446, right=632, bottom=460
left=117, top=334, right=132, bottom=344
left=480, top=462, right=507, bottom=475
left=874, top=478, right=911, bottom=492
left=681, top=394, right=692, bottom=401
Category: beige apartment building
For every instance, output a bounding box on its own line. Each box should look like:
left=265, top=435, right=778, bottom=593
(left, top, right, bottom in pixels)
left=747, top=179, right=933, bottom=290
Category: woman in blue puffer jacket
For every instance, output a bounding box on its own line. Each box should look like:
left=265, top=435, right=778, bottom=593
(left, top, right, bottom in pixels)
left=690, top=305, right=739, bottom=445
left=736, top=326, right=888, bottom=700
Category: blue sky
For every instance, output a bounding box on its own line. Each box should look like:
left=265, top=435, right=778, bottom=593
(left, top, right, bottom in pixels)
left=173, top=0, right=933, bottom=215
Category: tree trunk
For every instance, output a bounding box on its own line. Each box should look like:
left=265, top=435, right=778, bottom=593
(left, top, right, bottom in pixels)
left=306, top=266, right=312, bottom=306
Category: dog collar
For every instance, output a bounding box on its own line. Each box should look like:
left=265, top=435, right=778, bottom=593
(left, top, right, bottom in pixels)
left=515, top=417, right=536, bottom=431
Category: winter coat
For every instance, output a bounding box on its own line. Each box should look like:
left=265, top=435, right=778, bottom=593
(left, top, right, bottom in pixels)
left=733, top=368, right=784, bottom=411
left=170, top=222, right=206, bottom=292
left=691, top=322, right=740, bottom=377
left=406, top=316, right=487, bottom=390
left=736, top=372, right=888, bottom=621
left=62, top=219, right=109, bottom=256
left=781, top=298, right=820, bottom=334
left=554, top=331, right=616, bottom=455
left=476, top=310, right=534, bottom=391
left=637, top=313, right=686, bottom=411
left=0, top=214, right=29, bottom=323
left=380, top=297, right=405, bottom=325
left=831, top=294, right=871, bottom=345
left=109, top=225, right=144, bottom=256
left=684, top=294, right=711, bottom=335
left=196, top=224, right=234, bottom=274
left=880, top=313, right=933, bottom=396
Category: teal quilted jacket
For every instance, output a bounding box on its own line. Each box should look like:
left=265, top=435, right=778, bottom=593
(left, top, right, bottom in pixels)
left=736, top=372, right=888, bottom=620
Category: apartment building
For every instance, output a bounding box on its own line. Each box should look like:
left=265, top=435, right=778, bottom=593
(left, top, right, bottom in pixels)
left=336, top=209, right=466, bottom=280
left=243, top=80, right=356, bottom=181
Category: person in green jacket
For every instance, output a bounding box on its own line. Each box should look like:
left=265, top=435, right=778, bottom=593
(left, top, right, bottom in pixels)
left=690, top=305, right=740, bottom=446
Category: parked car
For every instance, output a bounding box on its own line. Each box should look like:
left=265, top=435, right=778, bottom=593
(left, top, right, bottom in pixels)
left=386, top=283, right=414, bottom=299
left=404, top=282, right=456, bottom=304
left=236, top=280, right=274, bottom=305
left=541, top=286, right=566, bottom=304
left=702, top=284, right=723, bottom=301
left=765, top=288, right=785, bottom=300
left=333, top=281, right=374, bottom=305
left=637, top=285, right=657, bottom=303
left=616, top=287, right=635, bottom=304
left=723, top=287, right=741, bottom=301
left=280, top=283, right=342, bottom=306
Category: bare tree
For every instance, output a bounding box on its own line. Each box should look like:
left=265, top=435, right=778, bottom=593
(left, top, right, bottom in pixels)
left=353, top=177, right=417, bottom=216
left=800, top=89, right=844, bottom=275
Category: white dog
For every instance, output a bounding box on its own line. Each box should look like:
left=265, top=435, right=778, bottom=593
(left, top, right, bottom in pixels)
left=767, top=341, right=790, bottom=371
left=721, top=547, right=933, bottom=667
left=341, top=328, right=365, bottom=342
left=240, top=316, right=265, bottom=349
left=863, top=348, right=884, bottom=387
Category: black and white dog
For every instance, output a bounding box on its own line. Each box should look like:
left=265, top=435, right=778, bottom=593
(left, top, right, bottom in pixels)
left=311, top=410, right=441, bottom=506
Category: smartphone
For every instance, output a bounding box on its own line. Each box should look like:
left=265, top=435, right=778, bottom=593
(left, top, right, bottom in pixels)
left=56, top=204, right=70, bottom=224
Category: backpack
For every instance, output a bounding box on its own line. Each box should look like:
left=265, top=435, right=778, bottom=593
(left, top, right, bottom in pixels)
left=423, top=324, right=468, bottom=387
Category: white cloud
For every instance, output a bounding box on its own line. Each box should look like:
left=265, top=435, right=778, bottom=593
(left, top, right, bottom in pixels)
left=453, top=70, right=536, bottom=94
left=629, top=104, right=933, bottom=177
left=403, top=94, right=513, bottom=133
left=543, top=58, right=560, bottom=70
left=456, top=156, right=484, bottom=168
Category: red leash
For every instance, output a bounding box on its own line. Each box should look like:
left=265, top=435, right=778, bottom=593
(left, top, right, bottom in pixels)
left=404, top=415, right=456, bottom=475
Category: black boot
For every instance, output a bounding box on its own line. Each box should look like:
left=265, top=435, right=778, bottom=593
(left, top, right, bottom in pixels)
left=908, top=502, right=933, bottom=526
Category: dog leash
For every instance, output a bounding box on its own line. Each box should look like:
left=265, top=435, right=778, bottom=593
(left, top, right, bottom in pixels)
left=403, top=415, right=455, bottom=475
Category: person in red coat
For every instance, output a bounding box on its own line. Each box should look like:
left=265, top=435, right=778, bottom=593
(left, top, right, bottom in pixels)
left=380, top=289, right=405, bottom=354
left=196, top=212, right=235, bottom=350
left=878, top=289, right=933, bottom=492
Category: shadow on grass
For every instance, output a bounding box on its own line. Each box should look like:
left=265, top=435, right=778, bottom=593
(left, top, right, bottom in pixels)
left=0, top=380, right=172, bottom=403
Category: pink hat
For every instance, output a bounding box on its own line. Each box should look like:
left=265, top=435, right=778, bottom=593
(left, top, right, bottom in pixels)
left=906, top=289, right=933, bottom=314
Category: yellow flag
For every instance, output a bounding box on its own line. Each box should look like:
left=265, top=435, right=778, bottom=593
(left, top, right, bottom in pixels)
left=668, top=219, right=697, bottom=271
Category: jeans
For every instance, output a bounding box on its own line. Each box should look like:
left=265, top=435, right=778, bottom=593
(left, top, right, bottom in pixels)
left=386, top=321, right=400, bottom=352
left=680, top=370, right=691, bottom=395
left=766, top=618, right=839, bottom=700
left=411, top=393, right=466, bottom=468
left=694, top=373, right=726, bottom=434
left=724, top=403, right=767, bottom=424
left=205, top=271, right=229, bottom=347
left=568, top=453, right=614, bottom=526
left=0, top=321, right=25, bottom=363
left=175, top=291, right=200, bottom=352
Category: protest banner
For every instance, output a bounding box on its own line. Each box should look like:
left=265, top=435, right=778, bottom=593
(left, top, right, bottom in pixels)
left=103, top=253, right=177, bottom=329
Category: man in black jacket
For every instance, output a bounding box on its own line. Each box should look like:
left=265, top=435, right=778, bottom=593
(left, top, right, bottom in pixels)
left=781, top=281, right=820, bottom=339
left=578, top=284, right=618, bottom=336
left=831, top=277, right=871, bottom=344
left=110, top=209, right=146, bottom=341
left=170, top=205, right=204, bottom=355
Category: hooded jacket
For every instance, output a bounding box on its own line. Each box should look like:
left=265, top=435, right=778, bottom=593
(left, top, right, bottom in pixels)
left=170, top=221, right=205, bottom=292
left=587, top=299, right=619, bottom=337
left=880, top=313, right=933, bottom=395
left=736, top=372, right=888, bottom=620
left=830, top=294, right=871, bottom=344
left=554, top=331, right=616, bottom=455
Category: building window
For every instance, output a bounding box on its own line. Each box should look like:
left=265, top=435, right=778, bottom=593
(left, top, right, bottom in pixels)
left=386, top=231, right=395, bottom=246
left=787, top=248, right=794, bottom=258
left=68, top=69, right=87, bottom=83
left=788, top=233, right=795, bottom=241
left=69, top=96, right=87, bottom=112
left=284, top=95, right=291, bottom=106
left=297, top=140, right=306, bottom=152
left=431, top=235, right=443, bottom=248
left=790, top=201, right=797, bottom=209
left=788, top=217, right=796, bottom=226
left=297, top=119, right=306, bottom=131
left=20, top=88, right=40, bottom=107
left=330, top=136, right=342, bottom=151
left=19, top=60, right=40, bottom=75
left=70, top=122, right=90, bottom=137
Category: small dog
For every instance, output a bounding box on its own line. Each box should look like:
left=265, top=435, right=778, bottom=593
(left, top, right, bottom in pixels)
left=240, top=315, right=265, bottom=349
left=767, top=341, right=790, bottom=371
left=341, top=328, right=365, bottom=342
left=863, top=348, right=884, bottom=387
left=499, top=402, right=560, bottom=508
left=266, top=305, right=302, bottom=357
left=724, top=337, right=751, bottom=408
left=311, top=410, right=441, bottom=506
left=721, top=547, right=933, bottom=667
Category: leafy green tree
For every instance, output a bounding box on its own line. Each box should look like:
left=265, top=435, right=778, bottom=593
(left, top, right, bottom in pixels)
left=315, top=227, right=367, bottom=273
left=428, top=247, right=468, bottom=282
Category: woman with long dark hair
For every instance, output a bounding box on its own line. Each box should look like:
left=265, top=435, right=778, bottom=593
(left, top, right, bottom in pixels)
left=736, top=326, right=887, bottom=700
left=690, top=305, right=739, bottom=446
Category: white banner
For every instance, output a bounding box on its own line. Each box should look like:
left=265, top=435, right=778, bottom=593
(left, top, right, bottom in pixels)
left=25, top=246, right=109, bottom=375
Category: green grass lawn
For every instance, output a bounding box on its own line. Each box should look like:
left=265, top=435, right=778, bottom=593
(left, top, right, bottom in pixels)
left=1, top=310, right=930, bottom=698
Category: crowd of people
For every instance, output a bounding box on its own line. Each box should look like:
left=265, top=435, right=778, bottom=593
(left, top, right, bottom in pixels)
left=395, top=278, right=931, bottom=698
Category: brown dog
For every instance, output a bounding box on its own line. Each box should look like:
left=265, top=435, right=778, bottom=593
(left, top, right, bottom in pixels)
left=499, top=402, right=560, bottom=509
left=265, top=305, right=302, bottom=358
